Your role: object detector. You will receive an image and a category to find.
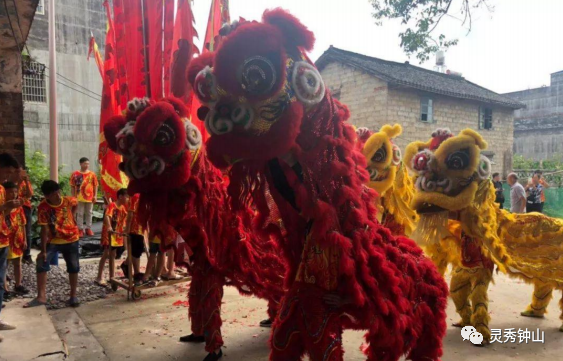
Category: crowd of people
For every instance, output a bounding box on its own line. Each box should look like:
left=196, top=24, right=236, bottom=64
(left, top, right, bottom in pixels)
left=0, top=153, right=183, bottom=342
left=496, top=170, right=550, bottom=214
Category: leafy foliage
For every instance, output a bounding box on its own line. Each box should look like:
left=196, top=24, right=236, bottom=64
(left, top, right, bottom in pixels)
left=370, top=0, right=494, bottom=63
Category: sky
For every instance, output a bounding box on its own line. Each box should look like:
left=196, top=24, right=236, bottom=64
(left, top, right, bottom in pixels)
left=189, top=0, right=563, bottom=94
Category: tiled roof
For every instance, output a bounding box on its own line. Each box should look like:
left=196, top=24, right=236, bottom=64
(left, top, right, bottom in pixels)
left=316, top=46, right=524, bottom=109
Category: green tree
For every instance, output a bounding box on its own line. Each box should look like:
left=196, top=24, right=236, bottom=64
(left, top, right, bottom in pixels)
left=370, top=0, right=494, bottom=63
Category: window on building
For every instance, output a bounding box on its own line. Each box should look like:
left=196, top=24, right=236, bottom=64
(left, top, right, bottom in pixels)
left=23, top=59, right=47, bottom=103
left=479, top=107, right=493, bottom=130
left=36, top=0, right=45, bottom=15
left=420, top=97, right=433, bottom=123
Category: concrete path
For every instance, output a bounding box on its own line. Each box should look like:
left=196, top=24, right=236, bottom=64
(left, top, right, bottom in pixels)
left=0, top=299, right=66, bottom=361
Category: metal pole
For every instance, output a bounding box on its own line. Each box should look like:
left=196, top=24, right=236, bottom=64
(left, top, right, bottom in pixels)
left=48, top=0, right=58, bottom=182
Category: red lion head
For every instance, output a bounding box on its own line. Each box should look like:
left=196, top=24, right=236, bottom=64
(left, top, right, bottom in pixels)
left=103, top=97, right=203, bottom=195
left=188, top=8, right=324, bottom=166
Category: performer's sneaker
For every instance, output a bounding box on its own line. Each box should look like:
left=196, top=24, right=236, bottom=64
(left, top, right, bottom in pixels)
left=86, top=228, right=94, bottom=236
left=520, top=310, right=545, bottom=318
left=179, top=334, right=205, bottom=343
left=203, top=349, right=222, bottom=361
left=259, top=318, right=273, bottom=328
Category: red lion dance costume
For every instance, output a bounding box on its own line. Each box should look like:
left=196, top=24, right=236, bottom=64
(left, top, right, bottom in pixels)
left=188, top=9, right=448, bottom=361
left=103, top=97, right=286, bottom=360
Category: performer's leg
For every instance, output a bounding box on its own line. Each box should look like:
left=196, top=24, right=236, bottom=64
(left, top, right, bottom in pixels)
left=199, top=272, right=224, bottom=353
left=270, top=294, right=306, bottom=361
left=559, top=291, right=563, bottom=332
left=469, top=267, right=492, bottom=344
left=449, top=267, right=472, bottom=327
left=521, top=282, right=553, bottom=318
left=305, top=313, right=343, bottom=361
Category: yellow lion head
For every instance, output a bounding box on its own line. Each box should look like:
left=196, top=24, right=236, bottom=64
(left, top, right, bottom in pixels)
left=403, top=128, right=492, bottom=213
left=358, top=124, right=403, bottom=195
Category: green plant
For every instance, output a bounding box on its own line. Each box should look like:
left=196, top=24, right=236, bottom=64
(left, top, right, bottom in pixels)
left=24, top=146, right=74, bottom=238
left=370, top=0, right=494, bottom=63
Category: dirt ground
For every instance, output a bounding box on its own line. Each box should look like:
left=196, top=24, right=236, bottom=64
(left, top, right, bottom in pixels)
left=59, top=272, right=563, bottom=361
left=2, top=264, right=562, bottom=361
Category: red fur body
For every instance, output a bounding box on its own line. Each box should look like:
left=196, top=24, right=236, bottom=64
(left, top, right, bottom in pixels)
left=104, top=98, right=286, bottom=353
left=189, top=8, right=448, bottom=361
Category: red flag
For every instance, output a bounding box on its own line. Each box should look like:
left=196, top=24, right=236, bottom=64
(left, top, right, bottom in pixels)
left=120, top=0, right=147, bottom=99
left=87, top=33, right=104, bottom=79
left=186, top=0, right=231, bottom=142
left=162, top=0, right=176, bottom=97
left=203, top=0, right=230, bottom=52
left=99, top=1, right=127, bottom=199
left=146, top=0, right=165, bottom=100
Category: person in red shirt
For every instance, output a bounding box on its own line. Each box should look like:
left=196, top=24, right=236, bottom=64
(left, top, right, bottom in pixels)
left=24, top=181, right=81, bottom=308
left=95, top=188, right=129, bottom=285
left=18, top=171, right=34, bottom=264
left=70, top=157, right=98, bottom=237
left=1, top=182, right=28, bottom=296
left=0, top=153, right=23, bottom=336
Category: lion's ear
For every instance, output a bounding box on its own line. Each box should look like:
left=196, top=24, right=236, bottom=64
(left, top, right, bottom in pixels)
left=104, top=115, right=127, bottom=152
left=263, top=8, right=315, bottom=51
left=460, top=129, right=488, bottom=150
left=381, top=124, right=402, bottom=139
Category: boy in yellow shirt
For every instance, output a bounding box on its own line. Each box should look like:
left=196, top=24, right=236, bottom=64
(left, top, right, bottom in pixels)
left=96, top=188, right=129, bottom=285
left=0, top=153, right=23, bottom=336
left=70, top=157, right=99, bottom=237
left=2, top=182, right=28, bottom=296
left=24, top=181, right=81, bottom=308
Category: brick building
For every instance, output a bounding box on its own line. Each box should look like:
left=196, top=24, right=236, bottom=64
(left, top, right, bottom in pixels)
left=504, top=71, right=563, bottom=162
left=0, top=0, right=39, bottom=165
left=316, top=47, right=524, bottom=176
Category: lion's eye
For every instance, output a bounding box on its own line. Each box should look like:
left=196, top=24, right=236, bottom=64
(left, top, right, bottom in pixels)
left=391, top=144, right=402, bottom=166
left=239, top=56, right=277, bottom=95
left=153, top=123, right=176, bottom=147
left=446, top=149, right=470, bottom=170
left=371, top=146, right=387, bottom=163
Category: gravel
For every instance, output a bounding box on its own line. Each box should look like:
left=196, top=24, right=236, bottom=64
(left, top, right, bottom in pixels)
left=5, top=260, right=114, bottom=310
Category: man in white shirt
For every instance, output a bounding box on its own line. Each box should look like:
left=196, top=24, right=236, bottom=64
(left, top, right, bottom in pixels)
left=507, top=173, right=526, bottom=213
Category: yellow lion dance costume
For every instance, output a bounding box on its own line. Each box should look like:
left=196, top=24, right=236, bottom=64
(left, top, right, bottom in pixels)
left=356, top=124, right=418, bottom=237
left=404, top=128, right=563, bottom=344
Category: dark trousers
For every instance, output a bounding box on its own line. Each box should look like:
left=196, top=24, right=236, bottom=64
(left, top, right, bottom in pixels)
left=0, top=246, right=8, bottom=316
left=527, top=203, right=543, bottom=213
left=24, top=206, right=32, bottom=258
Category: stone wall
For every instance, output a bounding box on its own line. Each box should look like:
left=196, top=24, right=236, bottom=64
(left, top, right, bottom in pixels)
left=23, top=0, right=105, bottom=173
left=320, top=61, right=515, bottom=176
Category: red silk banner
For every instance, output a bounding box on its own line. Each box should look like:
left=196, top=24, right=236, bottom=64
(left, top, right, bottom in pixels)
left=122, top=0, right=147, bottom=99
left=99, top=1, right=127, bottom=200
left=203, top=0, right=231, bottom=52
left=146, top=0, right=163, bottom=99
left=87, top=35, right=104, bottom=78
left=112, top=0, right=129, bottom=108
left=162, top=0, right=175, bottom=97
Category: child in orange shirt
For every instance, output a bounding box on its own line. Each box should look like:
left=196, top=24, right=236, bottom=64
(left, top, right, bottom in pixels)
left=1, top=182, right=29, bottom=296
left=24, top=180, right=81, bottom=308
left=96, top=189, right=129, bottom=285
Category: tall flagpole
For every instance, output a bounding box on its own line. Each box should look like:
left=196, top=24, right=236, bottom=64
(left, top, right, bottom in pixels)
left=48, top=0, right=58, bottom=182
